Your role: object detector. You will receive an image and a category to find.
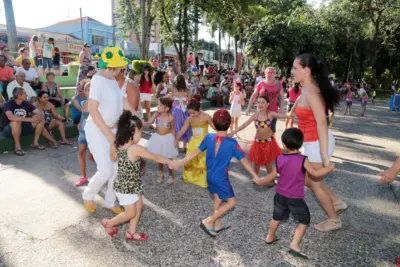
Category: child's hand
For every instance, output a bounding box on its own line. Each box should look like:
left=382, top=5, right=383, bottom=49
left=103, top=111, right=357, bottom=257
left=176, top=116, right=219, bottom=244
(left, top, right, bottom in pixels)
left=328, top=163, right=335, bottom=172
left=174, top=139, right=179, bottom=148
left=252, top=176, right=261, bottom=185
left=168, top=160, right=180, bottom=170
left=227, top=132, right=234, bottom=138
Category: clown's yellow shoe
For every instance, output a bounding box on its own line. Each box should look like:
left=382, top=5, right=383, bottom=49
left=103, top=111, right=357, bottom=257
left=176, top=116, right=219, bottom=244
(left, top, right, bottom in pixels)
left=83, top=200, right=96, bottom=213
left=109, top=206, right=124, bottom=214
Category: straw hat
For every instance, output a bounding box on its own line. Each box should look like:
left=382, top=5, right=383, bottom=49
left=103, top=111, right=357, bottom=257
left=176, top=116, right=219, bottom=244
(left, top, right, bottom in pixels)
left=98, top=46, right=128, bottom=69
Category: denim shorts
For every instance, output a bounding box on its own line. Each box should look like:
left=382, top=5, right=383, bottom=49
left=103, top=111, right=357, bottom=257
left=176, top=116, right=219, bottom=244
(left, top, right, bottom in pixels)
left=361, top=101, right=367, bottom=106
left=346, top=101, right=352, bottom=107
left=78, top=131, right=87, bottom=145
left=43, top=57, right=53, bottom=69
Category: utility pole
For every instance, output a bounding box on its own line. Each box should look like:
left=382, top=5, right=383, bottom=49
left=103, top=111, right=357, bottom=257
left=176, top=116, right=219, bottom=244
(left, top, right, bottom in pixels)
left=80, top=8, right=84, bottom=45
left=3, top=0, right=18, bottom=54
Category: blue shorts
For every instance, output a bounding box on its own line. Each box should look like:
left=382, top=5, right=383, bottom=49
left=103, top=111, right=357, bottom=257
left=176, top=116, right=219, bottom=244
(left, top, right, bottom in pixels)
left=346, top=101, right=352, bottom=107
left=43, top=57, right=53, bottom=69
left=207, top=177, right=235, bottom=200
left=361, top=101, right=367, bottom=106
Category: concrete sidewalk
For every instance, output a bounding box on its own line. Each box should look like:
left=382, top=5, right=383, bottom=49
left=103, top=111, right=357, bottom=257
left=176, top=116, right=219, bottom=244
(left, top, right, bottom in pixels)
left=0, top=100, right=399, bottom=267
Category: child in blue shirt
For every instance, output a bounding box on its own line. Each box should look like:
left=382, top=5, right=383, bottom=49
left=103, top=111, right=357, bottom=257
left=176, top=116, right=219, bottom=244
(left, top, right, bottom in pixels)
left=170, top=109, right=259, bottom=237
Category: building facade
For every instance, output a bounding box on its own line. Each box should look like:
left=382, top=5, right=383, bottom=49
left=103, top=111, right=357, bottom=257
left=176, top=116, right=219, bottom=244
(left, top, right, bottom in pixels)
left=39, top=17, right=115, bottom=54
left=0, top=24, right=81, bottom=62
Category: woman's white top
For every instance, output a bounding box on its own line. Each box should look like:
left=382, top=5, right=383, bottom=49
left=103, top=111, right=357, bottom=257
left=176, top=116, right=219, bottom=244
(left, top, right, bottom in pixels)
left=87, top=74, right=123, bottom=128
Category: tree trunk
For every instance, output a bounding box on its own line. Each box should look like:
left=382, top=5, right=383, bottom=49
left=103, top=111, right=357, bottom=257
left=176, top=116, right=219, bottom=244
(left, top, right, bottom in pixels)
left=140, top=0, right=146, bottom=60
left=218, top=29, right=221, bottom=69
left=3, top=0, right=18, bottom=54
left=234, top=35, right=238, bottom=71
left=182, top=0, right=189, bottom=72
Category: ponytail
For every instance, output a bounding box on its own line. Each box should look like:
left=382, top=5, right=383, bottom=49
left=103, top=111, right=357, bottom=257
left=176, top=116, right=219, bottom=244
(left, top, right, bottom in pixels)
left=296, top=53, right=339, bottom=112
left=114, top=110, right=143, bottom=148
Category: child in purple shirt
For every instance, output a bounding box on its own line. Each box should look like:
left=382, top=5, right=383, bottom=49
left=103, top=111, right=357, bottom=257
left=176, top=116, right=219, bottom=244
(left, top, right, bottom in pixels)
left=170, top=110, right=259, bottom=237
left=253, top=128, right=335, bottom=259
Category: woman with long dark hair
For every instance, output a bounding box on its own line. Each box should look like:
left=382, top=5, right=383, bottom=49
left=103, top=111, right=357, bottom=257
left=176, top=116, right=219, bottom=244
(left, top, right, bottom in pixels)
left=290, top=53, right=347, bottom=232
left=139, top=65, right=153, bottom=121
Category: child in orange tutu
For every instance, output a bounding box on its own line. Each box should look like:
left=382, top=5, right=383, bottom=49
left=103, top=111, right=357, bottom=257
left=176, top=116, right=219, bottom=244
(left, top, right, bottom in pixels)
left=230, top=95, right=287, bottom=185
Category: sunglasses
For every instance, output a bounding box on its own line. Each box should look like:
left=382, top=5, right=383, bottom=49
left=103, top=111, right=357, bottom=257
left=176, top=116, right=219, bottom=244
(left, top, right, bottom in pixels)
left=23, top=62, right=31, bottom=65
left=3, top=49, right=9, bottom=52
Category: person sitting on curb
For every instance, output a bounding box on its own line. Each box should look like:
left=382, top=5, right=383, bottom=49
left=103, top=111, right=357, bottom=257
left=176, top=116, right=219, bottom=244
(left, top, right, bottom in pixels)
left=17, top=58, right=41, bottom=91
left=1, top=87, right=48, bottom=155
left=7, top=70, right=37, bottom=103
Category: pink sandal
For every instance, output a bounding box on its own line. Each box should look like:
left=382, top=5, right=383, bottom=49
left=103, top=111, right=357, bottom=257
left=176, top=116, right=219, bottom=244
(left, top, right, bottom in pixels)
left=126, top=231, right=148, bottom=241
left=100, top=219, right=118, bottom=237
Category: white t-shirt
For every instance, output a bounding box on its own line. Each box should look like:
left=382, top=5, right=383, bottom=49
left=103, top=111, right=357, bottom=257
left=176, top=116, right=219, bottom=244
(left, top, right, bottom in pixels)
left=7, top=80, right=37, bottom=100
left=43, top=42, right=54, bottom=59
left=16, top=67, right=39, bottom=82
left=29, top=42, right=37, bottom=58
left=87, top=74, right=123, bottom=128
left=359, top=88, right=366, bottom=96
left=199, top=58, right=205, bottom=66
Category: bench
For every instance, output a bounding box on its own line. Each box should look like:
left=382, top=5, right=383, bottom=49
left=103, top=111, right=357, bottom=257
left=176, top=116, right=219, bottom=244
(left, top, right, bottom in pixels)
left=0, top=100, right=216, bottom=153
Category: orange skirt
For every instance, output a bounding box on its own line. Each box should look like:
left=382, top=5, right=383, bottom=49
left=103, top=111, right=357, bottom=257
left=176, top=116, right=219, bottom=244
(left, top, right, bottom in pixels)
left=248, top=138, right=282, bottom=166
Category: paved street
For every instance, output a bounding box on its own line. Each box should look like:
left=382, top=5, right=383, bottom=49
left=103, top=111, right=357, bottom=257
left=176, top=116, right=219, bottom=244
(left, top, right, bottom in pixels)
left=0, top=100, right=399, bottom=267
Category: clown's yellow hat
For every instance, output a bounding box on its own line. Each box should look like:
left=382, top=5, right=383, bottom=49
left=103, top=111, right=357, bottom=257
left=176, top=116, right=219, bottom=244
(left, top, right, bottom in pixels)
left=98, top=46, right=128, bottom=69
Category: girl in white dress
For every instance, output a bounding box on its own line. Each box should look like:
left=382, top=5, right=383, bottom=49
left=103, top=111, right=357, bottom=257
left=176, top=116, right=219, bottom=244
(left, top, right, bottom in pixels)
left=145, top=96, right=178, bottom=184
left=229, top=80, right=245, bottom=135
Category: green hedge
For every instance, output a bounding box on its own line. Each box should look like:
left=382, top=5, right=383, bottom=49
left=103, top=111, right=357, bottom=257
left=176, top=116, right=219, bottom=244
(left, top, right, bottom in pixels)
left=131, top=60, right=153, bottom=73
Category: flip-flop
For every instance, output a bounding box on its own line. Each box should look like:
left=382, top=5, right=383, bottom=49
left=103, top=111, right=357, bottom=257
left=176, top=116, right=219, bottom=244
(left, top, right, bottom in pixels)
left=289, top=249, right=308, bottom=259
left=60, top=141, right=72, bottom=145
left=14, top=149, right=25, bottom=156
left=31, top=144, right=45, bottom=150
left=200, top=222, right=216, bottom=237
left=265, top=238, right=280, bottom=245
left=215, top=224, right=231, bottom=233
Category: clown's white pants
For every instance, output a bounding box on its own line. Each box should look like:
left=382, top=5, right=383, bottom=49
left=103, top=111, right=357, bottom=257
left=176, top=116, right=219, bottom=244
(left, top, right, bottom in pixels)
left=82, top=122, right=117, bottom=208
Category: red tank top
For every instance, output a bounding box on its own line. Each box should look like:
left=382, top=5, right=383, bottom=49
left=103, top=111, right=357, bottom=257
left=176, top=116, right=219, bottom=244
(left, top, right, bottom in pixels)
left=140, top=80, right=152, bottom=94
left=295, top=106, right=318, bottom=142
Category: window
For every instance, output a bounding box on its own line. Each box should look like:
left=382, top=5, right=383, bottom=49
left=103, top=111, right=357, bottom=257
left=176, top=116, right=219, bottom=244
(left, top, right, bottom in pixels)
left=92, top=35, right=105, bottom=46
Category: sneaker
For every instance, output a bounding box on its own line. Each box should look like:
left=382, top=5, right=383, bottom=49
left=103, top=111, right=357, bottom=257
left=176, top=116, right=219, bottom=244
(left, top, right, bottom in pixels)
left=75, top=177, right=89, bottom=187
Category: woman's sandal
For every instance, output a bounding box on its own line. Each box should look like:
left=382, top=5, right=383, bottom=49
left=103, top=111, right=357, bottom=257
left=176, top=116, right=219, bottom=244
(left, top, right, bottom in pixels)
left=14, top=149, right=25, bottom=156
left=100, top=219, right=118, bottom=237
left=289, top=249, right=308, bottom=259
left=31, top=144, right=45, bottom=150
left=167, top=176, right=174, bottom=185
left=334, top=200, right=348, bottom=215
left=126, top=231, right=148, bottom=241
left=60, top=140, right=72, bottom=146
left=48, top=142, right=59, bottom=149
left=313, top=218, right=342, bottom=232
left=158, top=176, right=164, bottom=184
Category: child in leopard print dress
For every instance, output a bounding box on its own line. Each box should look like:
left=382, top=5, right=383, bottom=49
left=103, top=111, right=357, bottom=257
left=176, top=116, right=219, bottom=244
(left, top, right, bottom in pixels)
left=100, top=110, right=171, bottom=241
